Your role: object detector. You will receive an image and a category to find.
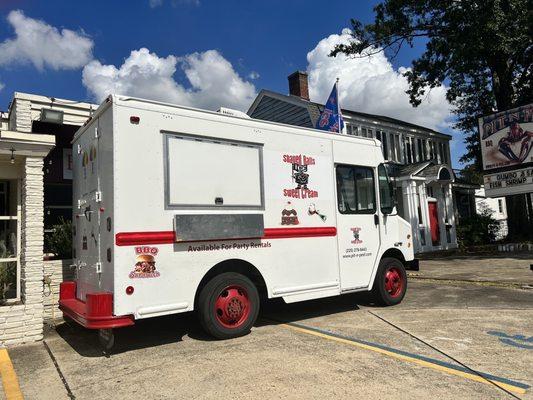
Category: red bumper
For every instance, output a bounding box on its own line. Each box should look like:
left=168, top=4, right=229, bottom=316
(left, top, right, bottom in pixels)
left=59, top=281, right=134, bottom=329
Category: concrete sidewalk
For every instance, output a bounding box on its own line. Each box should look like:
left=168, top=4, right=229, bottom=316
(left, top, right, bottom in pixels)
left=410, top=254, right=533, bottom=287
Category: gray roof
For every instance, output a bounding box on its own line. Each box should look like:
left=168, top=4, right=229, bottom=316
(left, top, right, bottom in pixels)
left=397, top=161, right=431, bottom=176
left=415, top=164, right=443, bottom=178
left=248, top=89, right=452, bottom=140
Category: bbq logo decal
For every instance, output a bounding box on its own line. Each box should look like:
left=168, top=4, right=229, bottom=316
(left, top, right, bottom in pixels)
left=351, top=227, right=362, bottom=244
left=282, top=154, right=318, bottom=199
left=129, top=246, right=160, bottom=278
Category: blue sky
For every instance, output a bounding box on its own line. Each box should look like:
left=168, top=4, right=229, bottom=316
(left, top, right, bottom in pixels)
left=0, top=0, right=465, bottom=167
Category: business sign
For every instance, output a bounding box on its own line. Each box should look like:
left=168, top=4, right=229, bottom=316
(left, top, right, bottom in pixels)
left=483, top=166, right=533, bottom=197
left=478, top=103, right=533, bottom=171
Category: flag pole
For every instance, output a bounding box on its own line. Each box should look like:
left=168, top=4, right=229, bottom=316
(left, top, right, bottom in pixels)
left=336, top=77, right=341, bottom=133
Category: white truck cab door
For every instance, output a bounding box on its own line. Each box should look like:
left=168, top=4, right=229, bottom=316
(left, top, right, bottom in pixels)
left=335, top=165, right=381, bottom=291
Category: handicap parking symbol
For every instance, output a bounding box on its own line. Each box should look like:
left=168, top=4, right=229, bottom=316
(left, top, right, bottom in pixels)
left=487, top=331, right=533, bottom=349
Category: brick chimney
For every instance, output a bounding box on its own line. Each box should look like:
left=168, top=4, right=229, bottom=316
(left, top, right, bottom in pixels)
left=288, top=71, right=309, bottom=101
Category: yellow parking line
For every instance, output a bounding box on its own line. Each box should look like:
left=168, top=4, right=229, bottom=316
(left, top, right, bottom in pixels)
left=281, top=323, right=527, bottom=395
left=0, top=349, right=23, bottom=400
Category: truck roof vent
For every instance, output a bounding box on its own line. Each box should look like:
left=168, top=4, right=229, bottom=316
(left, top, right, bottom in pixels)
left=217, top=107, right=251, bottom=119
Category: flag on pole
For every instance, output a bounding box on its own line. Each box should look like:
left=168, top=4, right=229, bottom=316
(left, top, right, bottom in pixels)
left=315, top=79, right=344, bottom=133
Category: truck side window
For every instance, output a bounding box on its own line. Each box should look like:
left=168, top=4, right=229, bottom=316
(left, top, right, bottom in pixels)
left=336, top=165, right=376, bottom=214
left=378, top=164, right=394, bottom=214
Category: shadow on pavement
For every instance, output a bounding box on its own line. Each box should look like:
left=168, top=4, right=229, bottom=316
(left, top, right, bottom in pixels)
left=53, top=291, right=379, bottom=357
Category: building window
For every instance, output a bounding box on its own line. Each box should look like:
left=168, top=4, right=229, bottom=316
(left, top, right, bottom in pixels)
left=394, top=134, right=401, bottom=163
left=336, top=165, right=376, bottom=214
left=0, top=180, right=20, bottom=302
left=346, top=123, right=355, bottom=136
left=389, top=133, right=395, bottom=161
left=405, top=136, right=412, bottom=164
left=416, top=192, right=423, bottom=223
left=498, top=199, right=503, bottom=213
left=422, top=139, right=428, bottom=160
left=443, top=143, right=449, bottom=164
left=378, top=131, right=389, bottom=160
left=419, top=228, right=426, bottom=246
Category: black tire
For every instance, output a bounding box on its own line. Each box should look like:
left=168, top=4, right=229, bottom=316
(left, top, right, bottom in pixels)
left=197, top=272, right=260, bottom=339
left=371, top=257, right=407, bottom=306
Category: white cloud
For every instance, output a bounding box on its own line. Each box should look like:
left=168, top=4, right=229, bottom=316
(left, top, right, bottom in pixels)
left=149, top=0, right=163, bottom=7
left=0, top=10, right=94, bottom=71
left=82, top=48, right=257, bottom=111
left=0, top=81, right=4, bottom=92
left=248, top=71, right=260, bottom=80
left=307, top=29, right=452, bottom=131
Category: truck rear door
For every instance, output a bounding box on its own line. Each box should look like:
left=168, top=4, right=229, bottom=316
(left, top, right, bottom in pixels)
left=335, top=164, right=381, bottom=290
left=74, top=120, right=102, bottom=301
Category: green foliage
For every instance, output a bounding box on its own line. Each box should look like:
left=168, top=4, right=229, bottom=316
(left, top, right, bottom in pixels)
left=455, top=164, right=484, bottom=185
left=331, top=0, right=532, bottom=169
left=45, top=217, right=73, bottom=260
left=456, top=204, right=498, bottom=247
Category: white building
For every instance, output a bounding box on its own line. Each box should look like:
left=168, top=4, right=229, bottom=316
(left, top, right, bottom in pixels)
left=475, top=188, right=508, bottom=240
left=0, top=92, right=94, bottom=345
left=248, top=71, right=479, bottom=253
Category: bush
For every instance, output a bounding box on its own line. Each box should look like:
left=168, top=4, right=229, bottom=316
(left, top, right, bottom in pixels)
left=45, top=217, right=73, bottom=259
left=456, top=204, right=498, bottom=248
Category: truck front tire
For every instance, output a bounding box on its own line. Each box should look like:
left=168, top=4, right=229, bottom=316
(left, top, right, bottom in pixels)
left=372, top=257, right=407, bottom=306
left=198, top=272, right=260, bottom=339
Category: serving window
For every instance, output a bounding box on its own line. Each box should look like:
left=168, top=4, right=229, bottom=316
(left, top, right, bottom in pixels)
left=165, top=133, right=264, bottom=209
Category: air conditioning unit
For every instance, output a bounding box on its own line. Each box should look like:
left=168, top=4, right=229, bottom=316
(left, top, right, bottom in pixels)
left=216, top=107, right=251, bottom=119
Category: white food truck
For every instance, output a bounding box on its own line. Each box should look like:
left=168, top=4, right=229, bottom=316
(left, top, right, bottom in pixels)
left=59, top=95, right=418, bottom=346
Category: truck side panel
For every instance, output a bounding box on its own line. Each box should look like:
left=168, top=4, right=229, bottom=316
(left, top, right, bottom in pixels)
left=111, top=102, right=364, bottom=318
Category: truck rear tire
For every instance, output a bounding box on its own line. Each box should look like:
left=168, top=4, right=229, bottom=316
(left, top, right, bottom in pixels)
left=197, top=272, right=260, bottom=339
left=371, top=257, right=407, bottom=306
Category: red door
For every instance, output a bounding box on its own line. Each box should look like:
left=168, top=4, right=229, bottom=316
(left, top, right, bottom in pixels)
left=428, top=201, right=440, bottom=245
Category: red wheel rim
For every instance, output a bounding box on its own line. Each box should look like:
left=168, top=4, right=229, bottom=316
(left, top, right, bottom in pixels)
left=214, top=285, right=251, bottom=329
left=384, top=267, right=404, bottom=298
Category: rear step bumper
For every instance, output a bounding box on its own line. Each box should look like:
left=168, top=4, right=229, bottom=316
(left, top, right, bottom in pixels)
left=59, top=281, right=134, bottom=329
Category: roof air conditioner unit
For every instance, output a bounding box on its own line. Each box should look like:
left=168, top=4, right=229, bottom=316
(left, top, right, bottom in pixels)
left=217, top=107, right=251, bottom=119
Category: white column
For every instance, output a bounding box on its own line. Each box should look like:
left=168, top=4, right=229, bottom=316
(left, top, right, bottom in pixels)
left=445, top=183, right=458, bottom=247
left=436, top=184, right=447, bottom=248
left=404, top=180, right=421, bottom=252
left=20, top=157, right=45, bottom=338
left=419, top=183, right=432, bottom=251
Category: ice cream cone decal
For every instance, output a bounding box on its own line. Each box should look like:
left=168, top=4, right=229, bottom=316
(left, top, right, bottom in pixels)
left=308, top=203, right=327, bottom=222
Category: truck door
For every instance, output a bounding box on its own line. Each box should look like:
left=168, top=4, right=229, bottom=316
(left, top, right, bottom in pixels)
left=335, top=164, right=381, bottom=290
left=74, top=121, right=102, bottom=300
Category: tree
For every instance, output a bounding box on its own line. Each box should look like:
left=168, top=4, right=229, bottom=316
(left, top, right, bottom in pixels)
left=331, top=0, right=533, bottom=239
left=330, top=0, right=532, bottom=167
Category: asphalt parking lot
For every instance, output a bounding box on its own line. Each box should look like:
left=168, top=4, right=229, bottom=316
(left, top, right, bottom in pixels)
left=5, top=255, right=533, bottom=400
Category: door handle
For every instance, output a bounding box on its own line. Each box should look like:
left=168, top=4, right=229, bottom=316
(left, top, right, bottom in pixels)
left=374, top=214, right=379, bottom=226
